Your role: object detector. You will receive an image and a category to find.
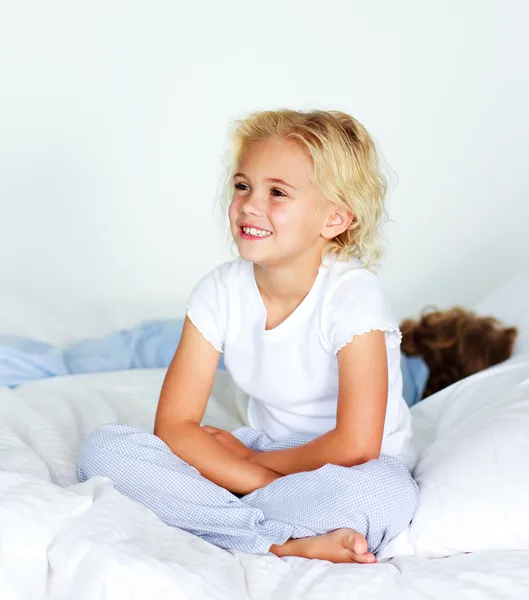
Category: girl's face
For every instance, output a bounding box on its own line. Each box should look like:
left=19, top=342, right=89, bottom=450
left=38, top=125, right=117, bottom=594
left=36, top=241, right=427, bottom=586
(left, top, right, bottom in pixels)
left=228, top=137, right=336, bottom=268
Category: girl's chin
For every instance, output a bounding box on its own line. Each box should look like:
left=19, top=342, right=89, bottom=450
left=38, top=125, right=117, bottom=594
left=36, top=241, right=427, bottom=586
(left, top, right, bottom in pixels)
left=236, top=242, right=272, bottom=263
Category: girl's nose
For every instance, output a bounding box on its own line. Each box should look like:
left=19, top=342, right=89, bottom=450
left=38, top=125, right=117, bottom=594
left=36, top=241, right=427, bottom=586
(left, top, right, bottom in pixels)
left=241, top=192, right=264, bottom=216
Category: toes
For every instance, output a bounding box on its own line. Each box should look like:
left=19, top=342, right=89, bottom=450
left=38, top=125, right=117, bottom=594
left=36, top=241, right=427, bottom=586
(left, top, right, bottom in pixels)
left=350, top=551, right=377, bottom=564
left=343, top=531, right=368, bottom=555
left=352, top=537, right=368, bottom=555
left=341, top=531, right=377, bottom=564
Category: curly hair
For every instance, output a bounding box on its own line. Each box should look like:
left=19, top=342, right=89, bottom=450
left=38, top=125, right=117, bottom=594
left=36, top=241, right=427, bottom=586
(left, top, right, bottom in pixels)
left=220, top=109, right=388, bottom=270
left=400, top=307, right=518, bottom=398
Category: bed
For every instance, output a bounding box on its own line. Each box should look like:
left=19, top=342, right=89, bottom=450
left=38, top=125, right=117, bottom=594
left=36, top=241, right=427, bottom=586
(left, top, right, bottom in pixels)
left=1, top=271, right=529, bottom=600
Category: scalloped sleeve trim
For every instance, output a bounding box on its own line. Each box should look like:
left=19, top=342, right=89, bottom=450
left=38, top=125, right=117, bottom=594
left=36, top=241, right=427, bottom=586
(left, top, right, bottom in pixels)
left=333, top=322, right=402, bottom=355
left=185, top=306, right=224, bottom=353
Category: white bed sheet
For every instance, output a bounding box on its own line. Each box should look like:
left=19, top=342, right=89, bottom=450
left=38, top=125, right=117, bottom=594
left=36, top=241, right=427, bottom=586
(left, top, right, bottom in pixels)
left=1, top=369, right=529, bottom=600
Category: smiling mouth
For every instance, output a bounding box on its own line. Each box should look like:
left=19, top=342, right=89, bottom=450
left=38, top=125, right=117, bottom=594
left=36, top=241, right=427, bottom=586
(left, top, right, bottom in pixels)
left=240, top=226, right=272, bottom=238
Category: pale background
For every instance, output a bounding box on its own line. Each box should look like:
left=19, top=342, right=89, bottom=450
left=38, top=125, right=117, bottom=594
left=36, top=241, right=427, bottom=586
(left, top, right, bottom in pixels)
left=1, top=0, right=528, bottom=333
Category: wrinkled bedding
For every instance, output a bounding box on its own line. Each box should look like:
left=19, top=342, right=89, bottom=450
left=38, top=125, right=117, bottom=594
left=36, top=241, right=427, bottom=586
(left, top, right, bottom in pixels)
left=1, top=369, right=529, bottom=600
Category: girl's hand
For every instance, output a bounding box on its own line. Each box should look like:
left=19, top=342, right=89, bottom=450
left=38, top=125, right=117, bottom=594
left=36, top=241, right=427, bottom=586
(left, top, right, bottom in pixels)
left=202, top=426, right=257, bottom=461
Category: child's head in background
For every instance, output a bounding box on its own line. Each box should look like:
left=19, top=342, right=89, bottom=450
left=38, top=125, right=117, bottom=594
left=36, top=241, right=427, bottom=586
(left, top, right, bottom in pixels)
left=222, top=109, right=388, bottom=270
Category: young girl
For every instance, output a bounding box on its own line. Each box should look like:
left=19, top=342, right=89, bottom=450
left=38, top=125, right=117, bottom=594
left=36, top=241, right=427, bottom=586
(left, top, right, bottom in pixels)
left=77, top=109, right=419, bottom=564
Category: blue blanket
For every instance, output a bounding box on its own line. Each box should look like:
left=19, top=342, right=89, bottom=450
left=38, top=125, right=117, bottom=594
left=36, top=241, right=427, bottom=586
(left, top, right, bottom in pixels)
left=0, top=320, right=428, bottom=407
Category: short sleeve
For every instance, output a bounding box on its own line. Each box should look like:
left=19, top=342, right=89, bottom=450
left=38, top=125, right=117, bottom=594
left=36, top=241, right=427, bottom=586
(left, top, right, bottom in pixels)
left=323, top=270, right=402, bottom=354
left=185, top=263, right=230, bottom=353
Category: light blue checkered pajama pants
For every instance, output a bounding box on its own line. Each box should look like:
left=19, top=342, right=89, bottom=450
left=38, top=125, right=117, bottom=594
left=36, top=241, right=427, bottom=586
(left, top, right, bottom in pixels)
left=76, top=424, right=419, bottom=555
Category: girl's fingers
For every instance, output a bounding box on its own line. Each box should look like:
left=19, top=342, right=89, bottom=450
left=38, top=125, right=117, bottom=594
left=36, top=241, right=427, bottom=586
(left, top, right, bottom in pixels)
left=202, top=426, right=220, bottom=434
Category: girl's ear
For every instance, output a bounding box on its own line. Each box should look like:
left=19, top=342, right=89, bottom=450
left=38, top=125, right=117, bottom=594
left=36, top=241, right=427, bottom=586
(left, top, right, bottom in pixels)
left=321, top=206, right=354, bottom=240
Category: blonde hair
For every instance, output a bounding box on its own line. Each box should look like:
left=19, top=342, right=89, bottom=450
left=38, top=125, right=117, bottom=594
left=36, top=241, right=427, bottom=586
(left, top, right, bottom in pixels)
left=220, top=109, right=388, bottom=269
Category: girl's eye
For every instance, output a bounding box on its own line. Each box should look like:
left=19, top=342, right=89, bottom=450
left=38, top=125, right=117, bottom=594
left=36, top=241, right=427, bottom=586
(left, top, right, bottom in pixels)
left=271, top=188, right=286, bottom=197
left=234, top=182, right=249, bottom=191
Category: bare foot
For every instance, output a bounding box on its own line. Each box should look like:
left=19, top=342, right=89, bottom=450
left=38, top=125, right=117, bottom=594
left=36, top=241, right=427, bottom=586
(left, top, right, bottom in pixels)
left=270, top=529, right=377, bottom=564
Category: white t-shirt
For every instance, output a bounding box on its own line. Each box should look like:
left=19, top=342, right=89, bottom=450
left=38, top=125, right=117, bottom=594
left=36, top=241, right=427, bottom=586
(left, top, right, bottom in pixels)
left=187, top=256, right=415, bottom=467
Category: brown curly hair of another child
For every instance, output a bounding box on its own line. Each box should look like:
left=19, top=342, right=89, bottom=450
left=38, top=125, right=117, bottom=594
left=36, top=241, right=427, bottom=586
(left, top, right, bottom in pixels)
left=400, top=307, right=518, bottom=398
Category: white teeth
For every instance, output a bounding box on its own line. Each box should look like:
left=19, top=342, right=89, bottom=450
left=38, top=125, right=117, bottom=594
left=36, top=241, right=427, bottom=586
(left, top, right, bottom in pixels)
left=242, top=226, right=271, bottom=237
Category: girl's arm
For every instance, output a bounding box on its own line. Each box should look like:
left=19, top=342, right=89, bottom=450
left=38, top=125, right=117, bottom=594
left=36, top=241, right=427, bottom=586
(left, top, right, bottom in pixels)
left=249, top=330, right=388, bottom=475
left=154, top=317, right=282, bottom=495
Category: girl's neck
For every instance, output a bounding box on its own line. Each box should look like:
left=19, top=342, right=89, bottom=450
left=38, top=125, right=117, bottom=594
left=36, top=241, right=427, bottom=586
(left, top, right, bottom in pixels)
left=253, top=252, right=323, bottom=303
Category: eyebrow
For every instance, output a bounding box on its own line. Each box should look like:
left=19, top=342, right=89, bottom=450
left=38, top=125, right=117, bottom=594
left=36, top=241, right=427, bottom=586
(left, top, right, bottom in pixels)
left=234, top=172, right=297, bottom=190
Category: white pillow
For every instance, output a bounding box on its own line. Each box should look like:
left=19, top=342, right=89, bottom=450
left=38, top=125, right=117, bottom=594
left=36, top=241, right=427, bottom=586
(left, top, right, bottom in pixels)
left=404, top=356, right=529, bottom=557
left=474, top=269, right=529, bottom=356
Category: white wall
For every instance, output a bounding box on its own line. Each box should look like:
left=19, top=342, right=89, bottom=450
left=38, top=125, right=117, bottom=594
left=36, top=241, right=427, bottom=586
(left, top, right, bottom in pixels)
left=1, top=0, right=528, bottom=330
